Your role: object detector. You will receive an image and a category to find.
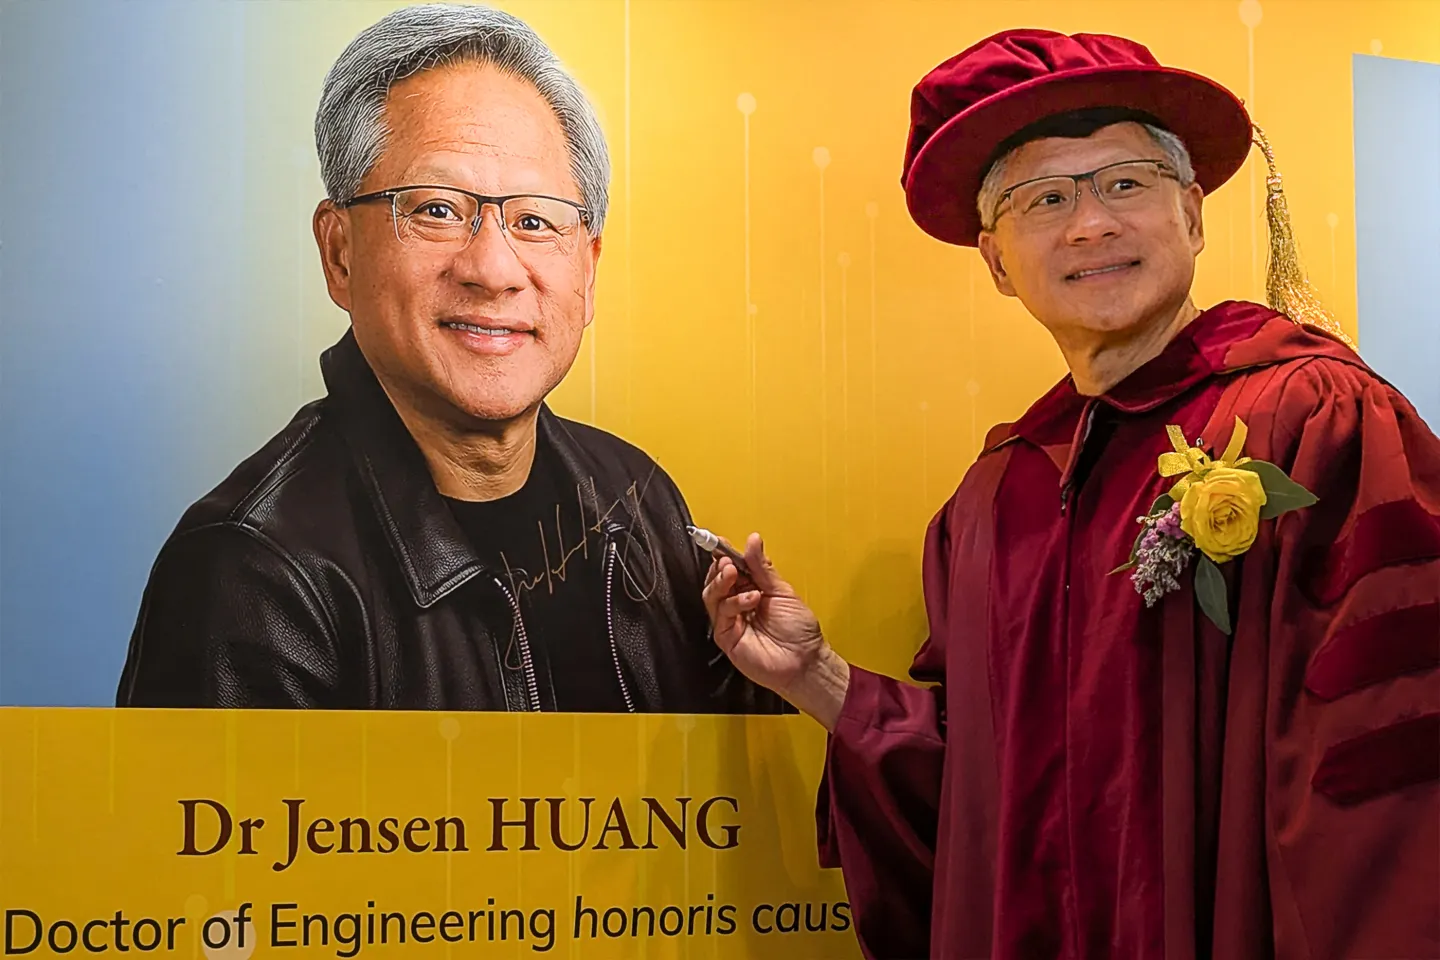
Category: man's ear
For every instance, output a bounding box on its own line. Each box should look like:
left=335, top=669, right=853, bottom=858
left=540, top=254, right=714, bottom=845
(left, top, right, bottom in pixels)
left=314, top=201, right=354, bottom=313
left=1181, top=181, right=1205, bottom=256
left=582, top=234, right=603, bottom=329
left=977, top=230, right=1018, bottom=298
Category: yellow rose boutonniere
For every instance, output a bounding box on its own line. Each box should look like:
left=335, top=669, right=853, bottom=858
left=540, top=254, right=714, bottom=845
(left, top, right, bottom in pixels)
left=1110, top=416, right=1317, bottom=633
left=1181, top=466, right=1267, bottom=562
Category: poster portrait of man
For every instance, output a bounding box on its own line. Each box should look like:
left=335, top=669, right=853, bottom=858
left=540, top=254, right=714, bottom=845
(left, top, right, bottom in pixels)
left=113, top=5, right=785, bottom=715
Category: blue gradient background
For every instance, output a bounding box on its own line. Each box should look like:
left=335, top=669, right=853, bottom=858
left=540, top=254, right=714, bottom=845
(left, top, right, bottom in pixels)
left=1, top=3, right=1436, bottom=705
left=1, top=1, right=342, bottom=705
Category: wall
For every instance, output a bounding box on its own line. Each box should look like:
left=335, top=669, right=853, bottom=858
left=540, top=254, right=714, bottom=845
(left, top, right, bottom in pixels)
left=3, top=0, right=1439, bottom=704
left=1354, top=52, right=1440, bottom=430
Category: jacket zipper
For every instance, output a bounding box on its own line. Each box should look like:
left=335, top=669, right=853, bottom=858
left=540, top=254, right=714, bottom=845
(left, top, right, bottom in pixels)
left=603, top=537, right=637, bottom=713
left=493, top=576, right=541, bottom=711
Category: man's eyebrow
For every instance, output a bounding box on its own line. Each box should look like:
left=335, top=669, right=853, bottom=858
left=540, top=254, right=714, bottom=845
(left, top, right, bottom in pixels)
left=405, top=169, right=461, bottom=183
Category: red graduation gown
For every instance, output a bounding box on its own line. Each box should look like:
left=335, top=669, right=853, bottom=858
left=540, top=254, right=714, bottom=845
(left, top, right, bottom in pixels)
left=817, top=301, right=1440, bottom=960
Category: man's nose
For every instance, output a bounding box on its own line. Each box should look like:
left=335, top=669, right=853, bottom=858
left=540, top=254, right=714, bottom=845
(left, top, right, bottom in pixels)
left=449, top=206, right=529, bottom=292
left=1064, top=181, right=1124, bottom=244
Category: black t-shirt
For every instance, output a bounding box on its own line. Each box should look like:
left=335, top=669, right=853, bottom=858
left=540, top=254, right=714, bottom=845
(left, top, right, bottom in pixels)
left=444, top=445, right=628, bottom=712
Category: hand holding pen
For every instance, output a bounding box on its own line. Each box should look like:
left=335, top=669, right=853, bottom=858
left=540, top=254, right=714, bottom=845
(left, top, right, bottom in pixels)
left=686, top=525, right=751, bottom=578
left=692, top=527, right=848, bottom=730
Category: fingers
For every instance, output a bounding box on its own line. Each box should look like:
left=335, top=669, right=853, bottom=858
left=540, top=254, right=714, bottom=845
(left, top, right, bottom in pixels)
left=716, top=590, right=762, bottom=620
left=701, top=559, right=739, bottom=622
left=710, top=589, right=762, bottom=655
left=741, top=533, right=790, bottom=595
left=702, top=534, right=785, bottom=632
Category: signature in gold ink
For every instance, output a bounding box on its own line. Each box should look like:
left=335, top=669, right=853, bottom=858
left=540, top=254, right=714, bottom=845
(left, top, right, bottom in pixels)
left=497, top=460, right=660, bottom=601
left=495, top=463, right=664, bottom=672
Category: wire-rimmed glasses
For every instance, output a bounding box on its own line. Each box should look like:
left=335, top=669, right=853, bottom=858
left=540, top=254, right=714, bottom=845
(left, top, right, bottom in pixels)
left=341, top=185, right=591, bottom=256
left=990, top=159, right=1180, bottom=230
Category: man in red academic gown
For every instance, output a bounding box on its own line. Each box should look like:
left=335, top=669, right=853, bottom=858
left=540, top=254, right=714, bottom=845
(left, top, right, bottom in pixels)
left=702, top=29, right=1440, bottom=960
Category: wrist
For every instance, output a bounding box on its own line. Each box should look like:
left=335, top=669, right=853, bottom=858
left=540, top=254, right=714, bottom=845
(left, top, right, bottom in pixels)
left=781, top=646, right=851, bottom=732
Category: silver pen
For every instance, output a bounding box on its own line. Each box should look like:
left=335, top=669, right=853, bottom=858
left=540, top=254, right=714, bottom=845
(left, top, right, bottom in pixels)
left=686, top=525, right=751, bottom=578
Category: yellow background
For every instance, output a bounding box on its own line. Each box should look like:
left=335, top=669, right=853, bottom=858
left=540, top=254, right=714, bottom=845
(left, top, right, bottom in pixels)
left=6, top=2, right=1440, bottom=957
left=525, top=0, right=1439, bottom=682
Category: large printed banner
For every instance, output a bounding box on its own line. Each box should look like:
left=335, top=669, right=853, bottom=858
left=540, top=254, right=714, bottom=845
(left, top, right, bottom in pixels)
left=2, top=712, right=844, bottom=958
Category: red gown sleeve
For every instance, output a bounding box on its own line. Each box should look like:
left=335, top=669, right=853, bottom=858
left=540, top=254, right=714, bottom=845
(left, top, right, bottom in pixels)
left=816, top=505, right=951, bottom=960
left=1263, top=358, right=1440, bottom=959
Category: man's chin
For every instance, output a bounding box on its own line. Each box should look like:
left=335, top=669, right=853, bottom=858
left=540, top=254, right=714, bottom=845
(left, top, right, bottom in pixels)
left=451, top=395, right=545, bottom=426
left=1073, top=313, right=1149, bottom=334
left=1059, top=296, right=1158, bottom=336
left=446, top=371, right=572, bottom=423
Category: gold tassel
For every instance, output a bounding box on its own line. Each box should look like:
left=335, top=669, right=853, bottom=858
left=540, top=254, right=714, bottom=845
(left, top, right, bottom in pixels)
left=1250, top=124, right=1357, bottom=350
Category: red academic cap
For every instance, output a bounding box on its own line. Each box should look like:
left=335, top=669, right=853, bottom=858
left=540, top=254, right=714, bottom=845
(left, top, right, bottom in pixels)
left=902, top=29, right=1253, bottom=246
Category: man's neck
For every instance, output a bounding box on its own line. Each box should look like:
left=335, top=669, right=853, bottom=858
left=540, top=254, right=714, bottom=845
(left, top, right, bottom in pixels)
left=1058, top=297, right=1202, bottom=397
left=385, top=386, right=541, bottom=502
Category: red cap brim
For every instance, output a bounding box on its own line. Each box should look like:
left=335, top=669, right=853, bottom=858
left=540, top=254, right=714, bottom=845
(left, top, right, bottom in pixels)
left=904, top=64, right=1253, bottom=246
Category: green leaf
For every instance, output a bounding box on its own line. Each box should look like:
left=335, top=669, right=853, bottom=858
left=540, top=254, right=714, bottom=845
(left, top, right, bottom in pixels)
left=1116, top=530, right=1146, bottom=574
left=1110, top=493, right=1178, bottom=576
left=1237, top=460, right=1319, bottom=518
left=1194, top=556, right=1232, bottom=634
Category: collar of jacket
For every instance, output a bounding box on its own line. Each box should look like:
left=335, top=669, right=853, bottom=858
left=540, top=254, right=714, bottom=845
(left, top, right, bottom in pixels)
left=979, top=299, right=1370, bottom=457
left=318, top=328, right=643, bottom=610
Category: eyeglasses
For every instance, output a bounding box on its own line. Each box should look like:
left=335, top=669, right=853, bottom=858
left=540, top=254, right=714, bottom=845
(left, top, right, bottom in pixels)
left=991, top=159, right=1180, bottom=230
left=340, top=185, right=591, bottom=255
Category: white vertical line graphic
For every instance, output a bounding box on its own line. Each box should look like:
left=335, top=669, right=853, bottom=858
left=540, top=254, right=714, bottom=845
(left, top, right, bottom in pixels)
left=839, top=251, right=852, bottom=527
left=739, top=94, right=758, bottom=504
left=866, top=202, right=879, bottom=539
left=1326, top=212, right=1339, bottom=294
left=968, top=261, right=978, bottom=457
left=623, top=0, right=634, bottom=429
left=814, top=147, right=831, bottom=584
left=920, top=400, right=931, bottom=512
left=1240, top=0, right=1263, bottom=291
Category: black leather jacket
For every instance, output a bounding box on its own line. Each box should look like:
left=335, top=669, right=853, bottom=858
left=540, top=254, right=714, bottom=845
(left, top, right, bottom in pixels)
left=117, top=330, right=786, bottom=714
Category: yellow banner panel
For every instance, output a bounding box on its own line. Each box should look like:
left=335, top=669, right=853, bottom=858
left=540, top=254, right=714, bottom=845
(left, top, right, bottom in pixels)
left=1, top=710, right=857, bottom=959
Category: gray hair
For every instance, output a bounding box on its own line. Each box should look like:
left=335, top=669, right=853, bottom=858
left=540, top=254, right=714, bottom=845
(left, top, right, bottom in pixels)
left=976, top=122, right=1195, bottom=232
left=315, top=3, right=611, bottom=234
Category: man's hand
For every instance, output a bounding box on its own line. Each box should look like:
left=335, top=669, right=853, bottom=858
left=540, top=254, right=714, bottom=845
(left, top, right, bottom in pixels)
left=701, top=533, right=850, bottom=730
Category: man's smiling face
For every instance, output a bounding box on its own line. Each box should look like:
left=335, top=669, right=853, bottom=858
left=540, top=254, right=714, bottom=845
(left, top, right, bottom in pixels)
left=977, top=121, right=1206, bottom=345
left=318, top=60, right=601, bottom=427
